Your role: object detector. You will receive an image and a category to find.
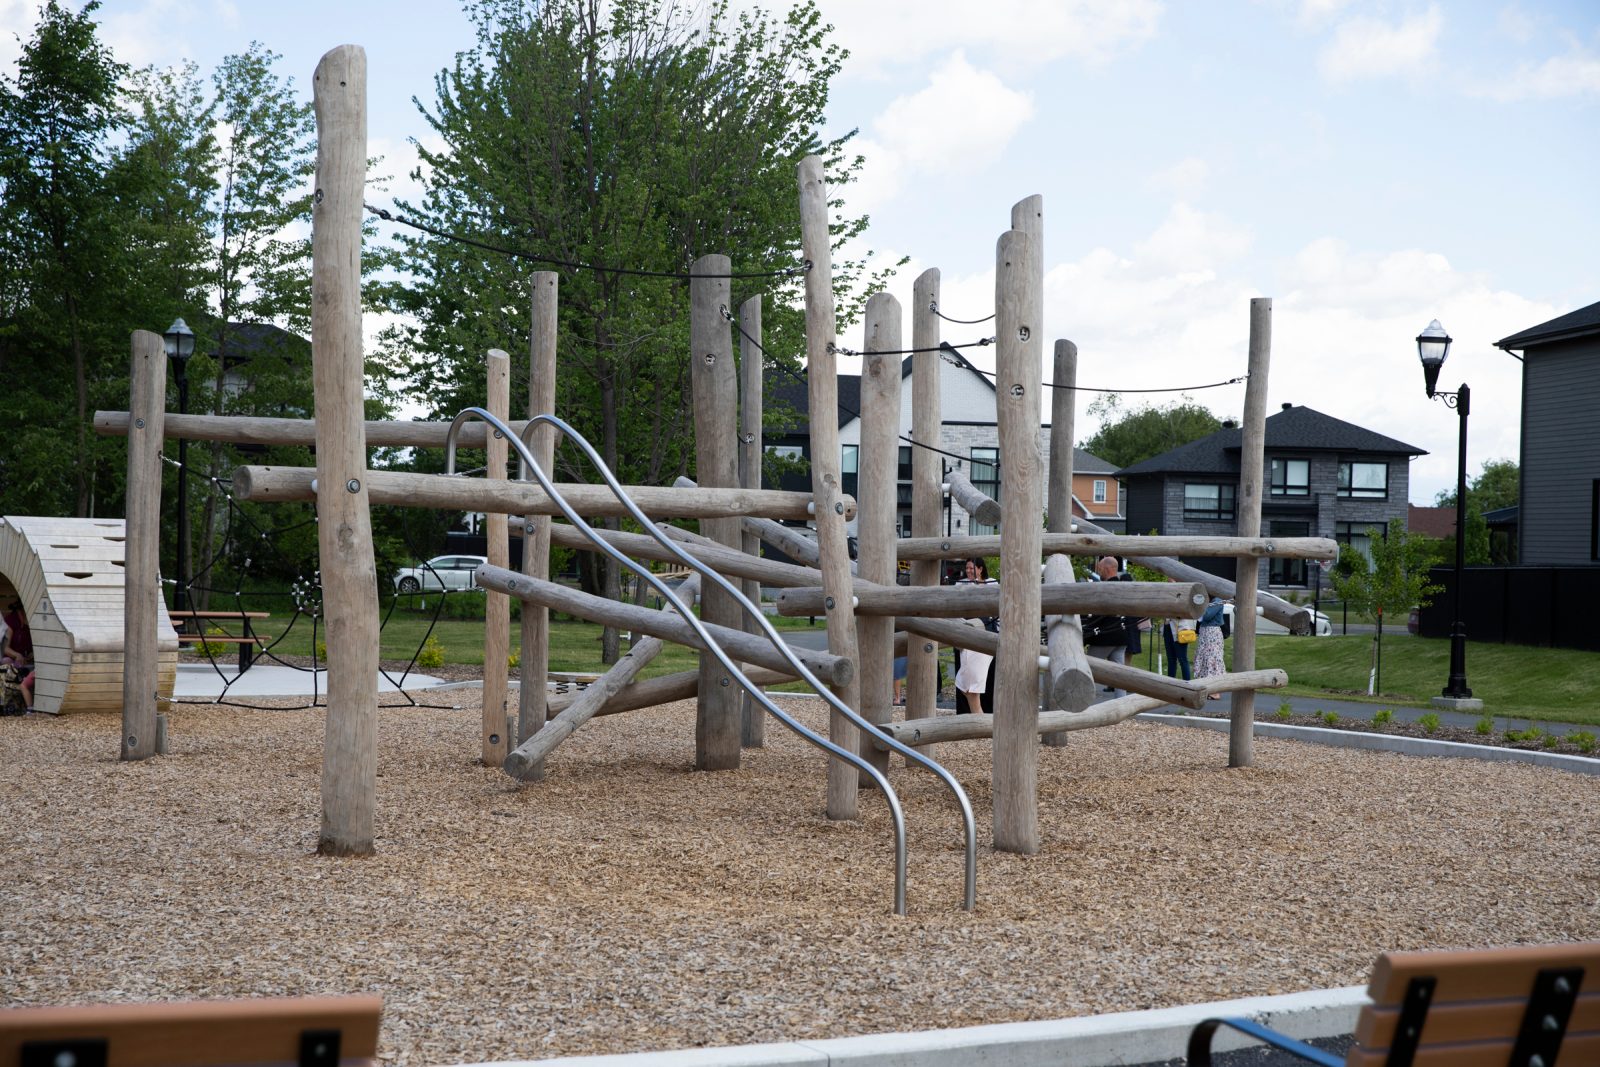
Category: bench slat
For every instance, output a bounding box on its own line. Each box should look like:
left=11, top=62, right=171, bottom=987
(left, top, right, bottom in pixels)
left=1356, top=991, right=1600, bottom=1046
left=0, top=995, right=381, bottom=1067
left=1345, top=1029, right=1600, bottom=1067
left=1367, top=942, right=1600, bottom=1002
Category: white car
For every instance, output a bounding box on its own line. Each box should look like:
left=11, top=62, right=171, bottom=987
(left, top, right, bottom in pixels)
left=1223, top=602, right=1333, bottom=636
left=392, top=554, right=488, bottom=594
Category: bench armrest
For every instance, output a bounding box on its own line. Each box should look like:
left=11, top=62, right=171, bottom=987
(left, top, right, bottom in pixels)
left=1188, top=1016, right=1344, bottom=1067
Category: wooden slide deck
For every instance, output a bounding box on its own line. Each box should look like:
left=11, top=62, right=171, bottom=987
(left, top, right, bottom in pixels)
left=0, top=516, right=177, bottom=714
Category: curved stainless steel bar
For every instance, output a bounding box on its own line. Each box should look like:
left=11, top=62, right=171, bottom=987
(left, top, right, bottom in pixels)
left=443, top=408, right=909, bottom=914
left=442, top=408, right=505, bottom=476
left=511, top=411, right=978, bottom=912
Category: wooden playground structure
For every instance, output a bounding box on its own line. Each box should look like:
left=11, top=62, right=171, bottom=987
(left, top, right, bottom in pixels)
left=95, top=45, right=1338, bottom=913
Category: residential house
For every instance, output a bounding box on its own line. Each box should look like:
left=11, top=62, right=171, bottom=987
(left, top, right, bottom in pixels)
left=1116, top=403, right=1425, bottom=591
left=763, top=349, right=1125, bottom=536
left=1495, top=298, right=1600, bottom=565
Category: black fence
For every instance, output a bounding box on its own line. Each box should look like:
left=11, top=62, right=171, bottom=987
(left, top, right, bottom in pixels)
left=1418, top=565, right=1600, bottom=652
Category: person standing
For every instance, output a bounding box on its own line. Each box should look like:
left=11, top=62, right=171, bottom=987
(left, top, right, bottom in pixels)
left=1193, top=596, right=1229, bottom=699
left=953, top=557, right=997, bottom=714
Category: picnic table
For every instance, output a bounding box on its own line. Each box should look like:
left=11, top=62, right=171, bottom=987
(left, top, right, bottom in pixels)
left=169, top=609, right=271, bottom=672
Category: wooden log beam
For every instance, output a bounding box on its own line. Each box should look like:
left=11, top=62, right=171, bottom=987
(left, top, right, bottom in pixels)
left=896, top=615, right=1209, bottom=710
left=473, top=563, right=853, bottom=687
left=895, top=532, right=1337, bottom=561
left=776, top=581, right=1207, bottom=619
left=482, top=349, right=511, bottom=768
left=1043, top=553, right=1095, bottom=712
left=736, top=295, right=766, bottom=749
left=1230, top=297, right=1273, bottom=768
left=945, top=468, right=1001, bottom=529
left=871, top=669, right=1287, bottom=748
left=857, top=291, right=902, bottom=774
left=504, top=635, right=660, bottom=778
left=546, top=663, right=798, bottom=718
left=1043, top=338, right=1093, bottom=727
left=515, top=270, right=558, bottom=782
left=908, top=268, right=943, bottom=727
left=96, top=409, right=539, bottom=450
left=232, top=465, right=837, bottom=521
left=121, top=330, right=166, bottom=761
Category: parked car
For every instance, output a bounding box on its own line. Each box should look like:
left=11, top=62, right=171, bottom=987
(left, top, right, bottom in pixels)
left=1222, top=602, right=1333, bottom=636
left=392, top=554, right=488, bottom=594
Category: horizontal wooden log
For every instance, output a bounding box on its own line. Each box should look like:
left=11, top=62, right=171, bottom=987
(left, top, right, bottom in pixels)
left=97, top=409, right=527, bottom=449
left=550, top=522, right=825, bottom=589
left=504, top=635, right=659, bottom=777
left=895, top=532, right=1339, bottom=561
left=945, top=469, right=1001, bottom=528
left=674, top=476, right=857, bottom=575
left=473, top=563, right=853, bottom=687
left=895, top=615, right=1210, bottom=710
left=872, top=668, right=1288, bottom=748
left=233, top=466, right=843, bottom=521
left=775, top=580, right=1207, bottom=619
left=545, top=664, right=798, bottom=718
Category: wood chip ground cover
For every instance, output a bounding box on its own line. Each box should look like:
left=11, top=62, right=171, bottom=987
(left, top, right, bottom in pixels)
left=3, top=694, right=1598, bottom=1065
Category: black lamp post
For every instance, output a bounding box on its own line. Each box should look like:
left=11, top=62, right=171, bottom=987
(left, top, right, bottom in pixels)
left=1416, top=319, right=1474, bottom=704
left=164, top=318, right=195, bottom=613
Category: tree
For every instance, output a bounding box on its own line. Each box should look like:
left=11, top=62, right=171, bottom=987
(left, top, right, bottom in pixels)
left=1433, top=458, right=1518, bottom=565
left=380, top=0, right=887, bottom=661
left=0, top=0, right=127, bottom=516
left=1329, top=518, right=1442, bottom=695
left=1078, top=394, right=1224, bottom=469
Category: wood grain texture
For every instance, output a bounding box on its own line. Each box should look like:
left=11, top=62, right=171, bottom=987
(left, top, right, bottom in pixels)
left=908, top=268, right=943, bottom=727
left=121, top=331, right=166, bottom=759
left=857, top=292, right=901, bottom=775
left=482, top=349, right=511, bottom=768
left=737, top=295, right=766, bottom=749
left=775, top=580, right=1207, bottom=619
left=516, top=270, right=558, bottom=780
left=1229, top=297, right=1272, bottom=768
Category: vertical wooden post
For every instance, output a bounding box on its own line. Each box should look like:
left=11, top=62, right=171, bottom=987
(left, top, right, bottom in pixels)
left=858, top=292, right=901, bottom=775
left=689, top=254, right=741, bottom=770
left=737, top=295, right=766, bottom=748
left=311, top=44, right=379, bottom=857
left=1230, top=297, right=1271, bottom=768
left=516, top=271, right=558, bottom=781
left=908, top=269, right=942, bottom=726
left=1044, top=338, right=1094, bottom=735
left=121, top=329, right=166, bottom=762
left=798, top=155, right=863, bottom=821
left=993, top=196, right=1044, bottom=855
left=482, top=349, right=511, bottom=768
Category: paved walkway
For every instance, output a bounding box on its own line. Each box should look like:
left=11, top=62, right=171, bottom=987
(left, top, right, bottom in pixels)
left=172, top=661, right=445, bottom=699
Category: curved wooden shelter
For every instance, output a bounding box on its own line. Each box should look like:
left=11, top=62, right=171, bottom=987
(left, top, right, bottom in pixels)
left=0, top=516, right=177, bottom=714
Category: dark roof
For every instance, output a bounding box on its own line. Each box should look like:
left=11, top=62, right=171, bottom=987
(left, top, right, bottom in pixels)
left=212, top=321, right=309, bottom=364
left=1496, top=299, right=1600, bottom=351
left=1115, top=404, right=1426, bottom=477
left=769, top=348, right=996, bottom=436
left=1408, top=505, right=1456, bottom=539
left=1073, top=448, right=1119, bottom=475
left=1483, top=504, right=1518, bottom=528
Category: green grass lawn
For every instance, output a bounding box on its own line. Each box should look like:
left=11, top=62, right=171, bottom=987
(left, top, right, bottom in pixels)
left=1245, top=632, right=1600, bottom=726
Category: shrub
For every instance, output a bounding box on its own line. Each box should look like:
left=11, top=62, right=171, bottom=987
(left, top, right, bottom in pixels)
left=1274, top=706, right=1292, bottom=721
left=1320, top=710, right=1339, bottom=725
left=1475, top=714, right=1493, bottom=735
left=507, top=648, right=521, bottom=669
left=1374, top=709, right=1393, bottom=725
left=1419, top=712, right=1440, bottom=733
left=417, top=635, right=445, bottom=669
left=315, top=638, right=328, bottom=662
left=1543, top=735, right=1560, bottom=749
left=1568, top=731, right=1596, bottom=754
left=195, top=627, right=232, bottom=658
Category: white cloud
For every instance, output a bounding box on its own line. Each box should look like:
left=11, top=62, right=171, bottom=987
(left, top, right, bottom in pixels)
left=1495, top=5, right=1538, bottom=46
left=1297, top=0, right=1355, bottom=26
left=1146, top=157, right=1210, bottom=200
left=1317, top=5, right=1442, bottom=83
left=1474, top=48, right=1600, bottom=100
left=0, top=0, right=38, bottom=71
left=846, top=52, right=1035, bottom=215
left=821, top=0, right=1162, bottom=77
left=1134, top=203, right=1253, bottom=273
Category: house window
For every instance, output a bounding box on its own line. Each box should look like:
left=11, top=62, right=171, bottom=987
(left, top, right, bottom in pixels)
left=1268, top=521, right=1309, bottom=586
left=970, top=447, right=999, bottom=535
left=1269, top=458, right=1310, bottom=497
left=1335, top=521, right=1377, bottom=565
left=765, top=444, right=802, bottom=461
left=1184, top=483, right=1235, bottom=521
left=1093, top=479, right=1107, bottom=504
left=841, top=444, right=858, bottom=498
left=1338, top=460, right=1388, bottom=499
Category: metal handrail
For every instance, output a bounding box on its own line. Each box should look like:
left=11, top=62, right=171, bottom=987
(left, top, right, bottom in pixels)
left=443, top=408, right=937, bottom=914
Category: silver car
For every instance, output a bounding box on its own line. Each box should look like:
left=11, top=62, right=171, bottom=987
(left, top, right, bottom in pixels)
left=392, top=554, right=488, bottom=594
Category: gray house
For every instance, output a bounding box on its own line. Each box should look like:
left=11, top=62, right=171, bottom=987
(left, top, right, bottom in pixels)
left=1496, top=298, right=1600, bottom=566
left=1116, top=403, right=1425, bottom=591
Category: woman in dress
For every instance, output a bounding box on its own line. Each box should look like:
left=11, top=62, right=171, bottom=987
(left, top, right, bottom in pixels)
left=1193, top=596, right=1228, bottom=699
left=954, top=557, right=997, bottom=714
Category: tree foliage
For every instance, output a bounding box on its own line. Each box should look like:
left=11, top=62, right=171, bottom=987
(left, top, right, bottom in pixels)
left=1078, top=394, right=1225, bottom=469
left=1432, top=457, right=1518, bottom=565
left=1329, top=517, right=1442, bottom=694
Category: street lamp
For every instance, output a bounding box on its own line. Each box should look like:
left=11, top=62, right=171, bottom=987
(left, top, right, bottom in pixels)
left=164, top=318, right=196, bottom=614
left=1415, top=319, right=1480, bottom=709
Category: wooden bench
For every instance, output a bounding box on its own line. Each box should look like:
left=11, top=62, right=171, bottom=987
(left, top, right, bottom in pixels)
left=1188, top=941, right=1599, bottom=1066
left=0, top=994, right=381, bottom=1066
left=169, top=609, right=271, bottom=672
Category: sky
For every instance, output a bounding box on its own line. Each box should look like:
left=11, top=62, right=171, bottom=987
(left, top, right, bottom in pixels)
left=3, top=0, right=1597, bottom=506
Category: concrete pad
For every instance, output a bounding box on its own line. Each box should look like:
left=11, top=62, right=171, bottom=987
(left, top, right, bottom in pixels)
left=450, top=985, right=1368, bottom=1067
left=172, top=661, right=444, bottom=699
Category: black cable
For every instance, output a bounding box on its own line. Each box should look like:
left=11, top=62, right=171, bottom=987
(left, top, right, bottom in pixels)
left=366, top=202, right=806, bottom=281
left=933, top=348, right=1249, bottom=394
left=929, top=300, right=995, bottom=325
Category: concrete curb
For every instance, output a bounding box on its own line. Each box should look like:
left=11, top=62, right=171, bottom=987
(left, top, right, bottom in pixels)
left=451, top=985, right=1368, bottom=1067
left=1140, top=713, right=1600, bottom=777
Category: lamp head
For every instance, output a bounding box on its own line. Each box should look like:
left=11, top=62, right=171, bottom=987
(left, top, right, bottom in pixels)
left=1416, top=318, right=1451, bottom=398
left=163, top=318, right=196, bottom=363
